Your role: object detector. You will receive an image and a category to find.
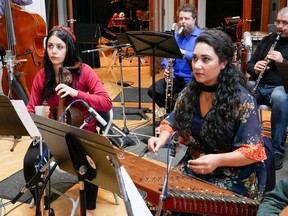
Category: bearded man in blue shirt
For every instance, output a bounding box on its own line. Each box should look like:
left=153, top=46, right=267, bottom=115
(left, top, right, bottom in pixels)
left=148, top=4, right=203, bottom=115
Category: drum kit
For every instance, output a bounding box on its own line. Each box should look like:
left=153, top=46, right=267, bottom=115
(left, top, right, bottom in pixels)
left=108, top=10, right=149, bottom=33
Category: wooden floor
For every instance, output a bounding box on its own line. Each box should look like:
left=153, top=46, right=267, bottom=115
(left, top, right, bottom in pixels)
left=0, top=52, right=272, bottom=216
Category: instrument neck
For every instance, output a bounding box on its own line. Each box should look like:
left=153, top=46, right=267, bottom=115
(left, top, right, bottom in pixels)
left=56, top=63, right=80, bottom=123
left=58, top=67, right=65, bottom=122
left=4, top=0, right=16, bottom=51
left=270, top=32, right=281, bottom=52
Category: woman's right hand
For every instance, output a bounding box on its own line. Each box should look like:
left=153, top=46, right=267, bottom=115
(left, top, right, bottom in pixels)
left=147, top=137, right=164, bottom=155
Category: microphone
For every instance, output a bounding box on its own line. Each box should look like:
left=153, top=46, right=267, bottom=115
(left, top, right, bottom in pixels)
left=80, top=100, right=107, bottom=126
left=243, top=31, right=252, bottom=62
left=177, top=26, right=184, bottom=35
left=171, top=23, right=177, bottom=36
left=243, top=31, right=252, bottom=50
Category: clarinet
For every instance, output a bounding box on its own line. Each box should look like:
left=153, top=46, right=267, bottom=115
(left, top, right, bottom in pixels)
left=155, top=24, right=183, bottom=120
left=252, top=32, right=281, bottom=93
left=165, top=58, right=175, bottom=114
left=164, top=24, right=183, bottom=113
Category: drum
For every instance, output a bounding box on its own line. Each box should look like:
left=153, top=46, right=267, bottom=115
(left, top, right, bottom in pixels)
left=251, top=31, right=269, bottom=41
left=112, top=18, right=126, bottom=28
left=251, top=31, right=269, bottom=53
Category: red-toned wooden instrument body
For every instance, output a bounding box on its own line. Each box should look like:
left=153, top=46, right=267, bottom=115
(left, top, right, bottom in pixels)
left=0, top=2, right=46, bottom=99
left=116, top=149, right=259, bottom=216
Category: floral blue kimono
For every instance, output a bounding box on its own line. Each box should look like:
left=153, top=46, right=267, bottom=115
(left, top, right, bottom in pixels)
left=160, top=87, right=267, bottom=200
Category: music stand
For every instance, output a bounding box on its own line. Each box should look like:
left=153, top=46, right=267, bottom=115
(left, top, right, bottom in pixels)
left=31, top=114, right=145, bottom=216
left=0, top=95, right=49, bottom=214
left=115, top=33, right=150, bottom=122
left=126, top=31, right=183, bottom=136
left=74, top=23, right=101, bottom=68
left=0, top=95, right=39, bottom=136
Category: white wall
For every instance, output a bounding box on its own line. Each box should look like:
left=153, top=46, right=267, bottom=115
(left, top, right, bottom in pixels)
left=197, top=0, right=206, bottom=29
left=163, top=0, right=175, bottom=31
left=162, top=0, right=206, bottom=31
left=22, top=0, right=68, bottom=30
left=22, top=0, right=46, bottom=24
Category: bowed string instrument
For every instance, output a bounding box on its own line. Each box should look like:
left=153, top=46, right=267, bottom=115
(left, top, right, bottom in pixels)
left=52, top=62, right=84, bottom=127
left=0, top=0, right=46, bottom=103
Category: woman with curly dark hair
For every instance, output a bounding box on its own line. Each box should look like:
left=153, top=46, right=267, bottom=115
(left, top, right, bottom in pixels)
left=148, top=29, right=268, bottom=206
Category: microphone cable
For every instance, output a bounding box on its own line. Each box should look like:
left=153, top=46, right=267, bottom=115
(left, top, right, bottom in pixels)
left=156, top=131, right=179, bottom=216
left=58, top=99, right=82, bottom=122
left=164, top=131, right=179, bottom=196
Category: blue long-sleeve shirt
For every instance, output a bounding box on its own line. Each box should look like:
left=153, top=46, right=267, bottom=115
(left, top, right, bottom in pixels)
left=162, top=26, right=203, bottom=82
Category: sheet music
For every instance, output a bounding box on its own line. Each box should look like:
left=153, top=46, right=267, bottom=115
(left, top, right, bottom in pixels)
left=120, top=166, right=152, bottom=216
left=10, top=100, right=41, bottom=138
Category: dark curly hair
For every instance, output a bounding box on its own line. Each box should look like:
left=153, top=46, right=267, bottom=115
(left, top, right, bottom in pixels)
left=42, top=26, right=81, bottom=100
left=174, top=29, right=249, bottom=149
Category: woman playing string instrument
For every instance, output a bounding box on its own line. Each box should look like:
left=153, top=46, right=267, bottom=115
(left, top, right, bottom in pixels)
left=23, top=25, right=112, bottom=216
left=148, top=29, right=271, bottom=215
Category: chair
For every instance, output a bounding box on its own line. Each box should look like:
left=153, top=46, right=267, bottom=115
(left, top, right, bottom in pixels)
left=259, top=104, right=288, bottom=135
left=96, top=109, right=120, bottom=205
left=259, top=104, right=271, bottom=132
left=97, top=109, right=114, bottom=136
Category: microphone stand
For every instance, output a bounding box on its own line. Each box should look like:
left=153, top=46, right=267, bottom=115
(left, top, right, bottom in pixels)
left=116, top=45, right=130, bottom=134
left=83, top=44, right=151, bottom=148
left=83, top=44, right=138, bottom=134
left=156, top=132, right=179, bottom=216
left=4, top=50, right=15, bottom=99
left=12, top=155, right=57, bottom=216
left=82, top=44, right=130, bottom=135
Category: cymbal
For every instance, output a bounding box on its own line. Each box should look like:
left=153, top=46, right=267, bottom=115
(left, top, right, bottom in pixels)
left=250, top=31, right=269, bottom=36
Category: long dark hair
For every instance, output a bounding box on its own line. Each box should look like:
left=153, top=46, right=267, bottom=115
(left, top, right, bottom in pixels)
left=42, top=26, right=81, bottom=100
left=174, top=29, right=248, bottom=148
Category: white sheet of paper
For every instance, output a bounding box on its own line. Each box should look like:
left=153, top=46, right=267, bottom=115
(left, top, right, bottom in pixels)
left=10, top=100, right=41, bottom=138
left=120, top=166, right=152, bottom=216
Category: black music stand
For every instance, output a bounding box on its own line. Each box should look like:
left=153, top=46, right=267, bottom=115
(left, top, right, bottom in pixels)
left=115, top=33, right=150, bottom=123
left=31, top=114, right=147, bottom=216
left=0, top=95, right=41, bottom=137
left=74, top=23, right=101, bottom=68
left=0, top=95, right=49, bottom=214
left=126, top=31, right=183, bottom=136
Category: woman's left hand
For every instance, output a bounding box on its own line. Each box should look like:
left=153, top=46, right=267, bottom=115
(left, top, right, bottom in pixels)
left=55, top=83, right=78, bottom=98
left=187, top=154, right=220, bottom=174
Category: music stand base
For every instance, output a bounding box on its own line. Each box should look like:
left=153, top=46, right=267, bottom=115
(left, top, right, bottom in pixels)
left=125, top=108, right=151, bottom=121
